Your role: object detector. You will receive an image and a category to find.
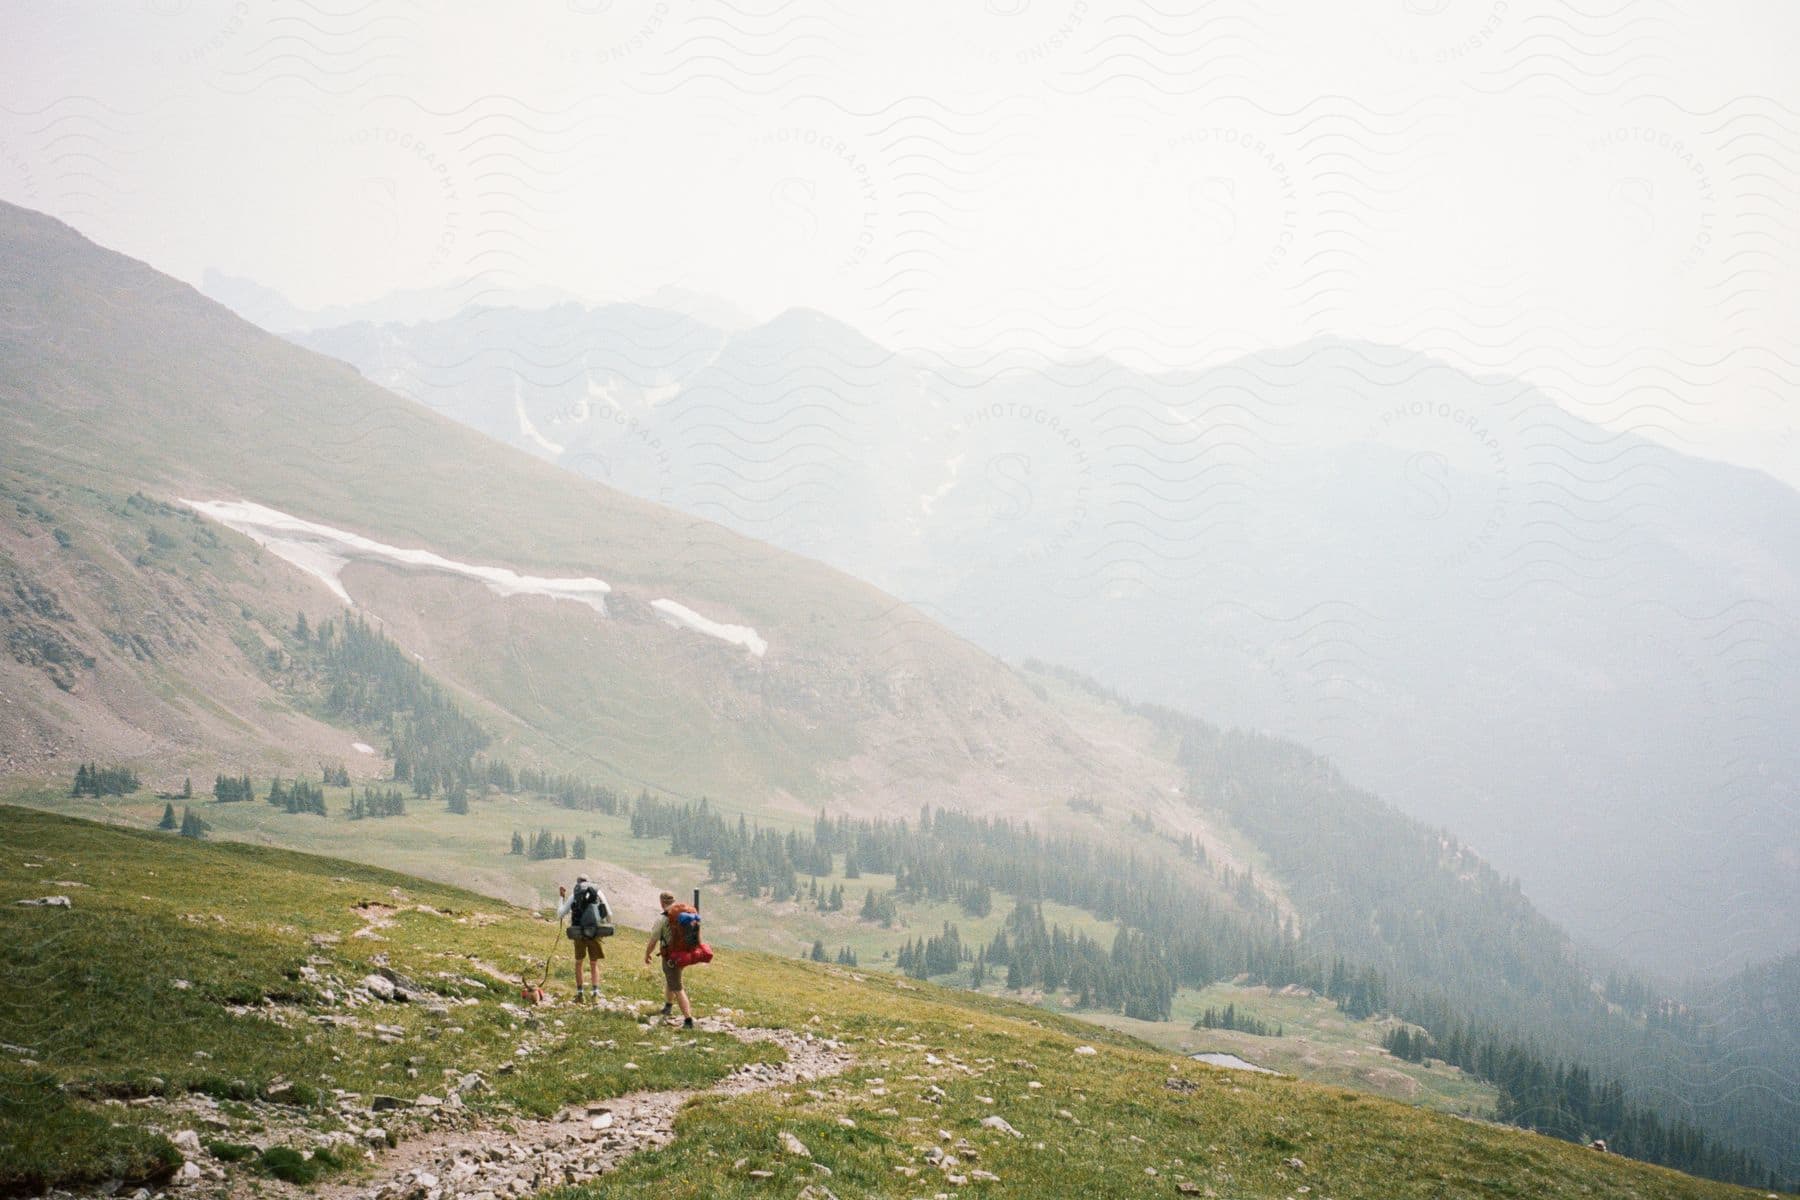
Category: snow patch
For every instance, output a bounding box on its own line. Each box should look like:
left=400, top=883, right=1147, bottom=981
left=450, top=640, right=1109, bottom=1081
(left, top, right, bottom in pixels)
left=352, top=742, right=376, bottom=755
left=515, top=384, right=566, bottom=456
left=650, top=598, right=766, bottom=658
left=1190, top=1052, right=1277, bottom=1075
left=919, top=454, right=964, bottom=516
left=181, top=500, right=611, bottom=615
left=641, top=381, right=683, bottom=407
left=585, top=375, right=620, bottom=414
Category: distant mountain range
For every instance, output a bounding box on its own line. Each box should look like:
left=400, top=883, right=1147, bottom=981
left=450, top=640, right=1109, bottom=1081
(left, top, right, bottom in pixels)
left=286, top=297, right=1800, bottom=977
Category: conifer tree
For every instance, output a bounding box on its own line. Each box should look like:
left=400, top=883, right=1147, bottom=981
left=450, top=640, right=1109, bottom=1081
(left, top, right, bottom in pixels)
left=158, top=802, right=178, bottom=830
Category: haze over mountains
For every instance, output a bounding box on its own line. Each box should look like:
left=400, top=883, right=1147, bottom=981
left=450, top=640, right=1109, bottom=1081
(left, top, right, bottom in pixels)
left=284, top=294, right=1800, bottom=978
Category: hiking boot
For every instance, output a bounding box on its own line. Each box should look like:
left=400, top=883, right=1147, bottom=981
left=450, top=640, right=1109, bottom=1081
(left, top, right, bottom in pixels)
left=683, top=1016, right=694, bottom=1029
left=574, top=987, right=584, bottom=1002
left=660, top=1003, right=673, bottom=1018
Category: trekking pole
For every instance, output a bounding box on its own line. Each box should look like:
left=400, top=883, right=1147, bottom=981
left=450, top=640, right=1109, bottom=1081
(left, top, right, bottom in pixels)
left=526, top=912, right=564, bottom=999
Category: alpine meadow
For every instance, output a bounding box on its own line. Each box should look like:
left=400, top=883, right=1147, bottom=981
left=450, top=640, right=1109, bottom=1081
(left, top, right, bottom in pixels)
left=3, top=6, right=1799, bottom=1200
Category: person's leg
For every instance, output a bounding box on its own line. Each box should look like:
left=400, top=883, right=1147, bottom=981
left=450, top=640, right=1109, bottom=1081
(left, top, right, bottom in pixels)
left=676, top=986, right=693, bottom=1022
left=572, top=947, right=583, bottom=998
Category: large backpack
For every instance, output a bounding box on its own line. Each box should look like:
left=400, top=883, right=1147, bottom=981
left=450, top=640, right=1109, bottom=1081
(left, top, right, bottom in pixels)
left=663, top=903, right=712, bottom=967
left=566, top=882, right=613, bottom=940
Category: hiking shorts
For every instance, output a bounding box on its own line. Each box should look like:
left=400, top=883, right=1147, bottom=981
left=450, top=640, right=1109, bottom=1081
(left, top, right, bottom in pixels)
left=661, top=956, right=683, bottom=991
left=574, top=937, right=604, bottom=962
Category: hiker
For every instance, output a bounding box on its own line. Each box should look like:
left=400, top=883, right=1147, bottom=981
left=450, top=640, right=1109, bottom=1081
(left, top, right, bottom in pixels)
left=557, top=875, right=610, bottom=1002
left=644, top=891, right=696, bottom=1028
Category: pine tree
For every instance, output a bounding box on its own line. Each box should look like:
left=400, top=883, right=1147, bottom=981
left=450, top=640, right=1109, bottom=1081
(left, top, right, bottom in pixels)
left=572, top=835, right=586, bottom=859
left=181, top=775, right=192, bottom=799
left=294, top=611, right=310, bottom=643
left=179, top=807, right=206, bottom=839
left=810, top=939, right=828, bottom=963
left=158, top=802, right=178, bottom=830
left=510, top=830, right=525, bottom=855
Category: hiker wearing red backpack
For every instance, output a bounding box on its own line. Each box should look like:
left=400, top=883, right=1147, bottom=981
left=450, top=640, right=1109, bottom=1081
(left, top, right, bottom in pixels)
left=643, top=890, right=710, bottom=1028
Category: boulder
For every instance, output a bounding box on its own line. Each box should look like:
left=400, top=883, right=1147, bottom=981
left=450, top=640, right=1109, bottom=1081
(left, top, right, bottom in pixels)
left=980, top=1116, right=1022, bottom=1139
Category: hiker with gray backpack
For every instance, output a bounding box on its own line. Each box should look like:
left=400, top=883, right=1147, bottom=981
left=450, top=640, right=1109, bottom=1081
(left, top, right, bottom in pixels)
left=556, top=875, right=614, bottom=1002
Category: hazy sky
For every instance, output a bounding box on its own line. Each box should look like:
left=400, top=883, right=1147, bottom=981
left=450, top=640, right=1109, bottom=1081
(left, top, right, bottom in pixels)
left=3, top=0, right=1797, bottom=482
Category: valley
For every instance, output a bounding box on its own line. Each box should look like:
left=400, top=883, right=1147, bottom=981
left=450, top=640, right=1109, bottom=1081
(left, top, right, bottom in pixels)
left=0, top=806, right=1774, bottom=1200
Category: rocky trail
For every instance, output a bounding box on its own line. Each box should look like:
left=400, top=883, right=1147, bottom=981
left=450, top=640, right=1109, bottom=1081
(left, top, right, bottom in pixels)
left=323, top=1013, right=851, bottom=1200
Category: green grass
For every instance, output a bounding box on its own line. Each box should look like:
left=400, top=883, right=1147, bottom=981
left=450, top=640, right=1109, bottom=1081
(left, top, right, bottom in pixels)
left=1079, top=982, right=1499, bottom=1116
left=5, top=783, right=1119, bottom=963
left=0, top=805, right=776, bottom=1194
left=0, top=805, right=1784, bottom=1200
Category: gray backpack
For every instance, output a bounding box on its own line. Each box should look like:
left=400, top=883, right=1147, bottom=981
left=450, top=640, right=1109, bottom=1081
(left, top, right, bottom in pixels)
left=566, top=882, right=613, bottom=939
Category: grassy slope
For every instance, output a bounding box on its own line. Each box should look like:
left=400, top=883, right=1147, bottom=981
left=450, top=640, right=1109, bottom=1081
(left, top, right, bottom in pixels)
left=1, top=807, right=1781, bottom=1200
left=0, top=806, right=778, bottom=1194
left=1082, top=983, right=1498, bottom=1115
left=0, top=778, right=1522, bottom=1126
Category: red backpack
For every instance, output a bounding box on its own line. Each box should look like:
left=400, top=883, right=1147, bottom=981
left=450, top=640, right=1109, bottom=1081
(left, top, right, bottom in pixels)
left=663, top=903, right=713, bottom=968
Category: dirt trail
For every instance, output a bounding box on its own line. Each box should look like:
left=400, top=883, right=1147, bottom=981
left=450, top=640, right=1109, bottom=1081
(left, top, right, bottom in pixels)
left=323, top=1016, right=852, bottom=1200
